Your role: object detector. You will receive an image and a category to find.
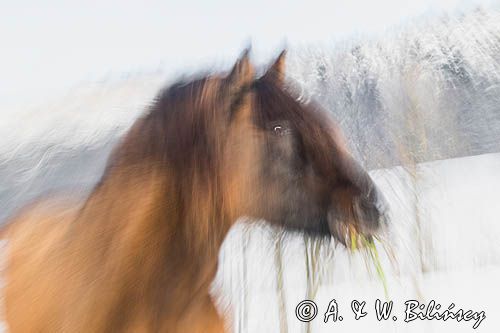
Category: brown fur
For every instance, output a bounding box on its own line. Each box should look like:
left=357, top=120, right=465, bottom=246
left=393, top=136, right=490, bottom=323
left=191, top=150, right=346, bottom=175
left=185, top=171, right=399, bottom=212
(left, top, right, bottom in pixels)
left=2, top=50, right=387, bottom=332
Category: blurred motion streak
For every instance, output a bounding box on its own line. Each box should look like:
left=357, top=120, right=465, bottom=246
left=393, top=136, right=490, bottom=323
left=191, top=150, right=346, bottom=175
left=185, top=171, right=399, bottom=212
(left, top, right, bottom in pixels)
left=0, top=5, right=499, bottom=333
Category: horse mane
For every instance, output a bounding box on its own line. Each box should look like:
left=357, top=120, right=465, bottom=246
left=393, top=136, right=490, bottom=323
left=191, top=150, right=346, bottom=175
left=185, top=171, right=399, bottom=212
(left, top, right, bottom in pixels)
left=89, top=72, right=252, bottom=258
left=107, top=77, right=224, bottom=177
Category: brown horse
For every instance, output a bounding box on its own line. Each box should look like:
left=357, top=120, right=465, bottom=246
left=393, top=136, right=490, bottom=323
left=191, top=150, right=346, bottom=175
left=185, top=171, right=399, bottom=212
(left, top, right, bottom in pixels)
left=2, top=50, right=387, bottom=332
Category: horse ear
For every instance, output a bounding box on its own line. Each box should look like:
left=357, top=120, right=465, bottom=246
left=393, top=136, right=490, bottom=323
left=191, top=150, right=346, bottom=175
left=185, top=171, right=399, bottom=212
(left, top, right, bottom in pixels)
left=263, top=50, right=286, bottom=85
left=227, top=48, right=254, bottom=92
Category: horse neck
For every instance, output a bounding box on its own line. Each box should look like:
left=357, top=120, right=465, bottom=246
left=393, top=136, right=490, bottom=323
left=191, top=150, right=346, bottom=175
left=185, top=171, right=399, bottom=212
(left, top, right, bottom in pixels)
left=75, top=164, right=231, bottom=296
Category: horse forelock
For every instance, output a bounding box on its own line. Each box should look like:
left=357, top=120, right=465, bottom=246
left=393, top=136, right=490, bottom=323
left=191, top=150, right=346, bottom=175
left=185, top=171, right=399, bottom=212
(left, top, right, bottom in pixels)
left=253, top=75, right=346, bottom=184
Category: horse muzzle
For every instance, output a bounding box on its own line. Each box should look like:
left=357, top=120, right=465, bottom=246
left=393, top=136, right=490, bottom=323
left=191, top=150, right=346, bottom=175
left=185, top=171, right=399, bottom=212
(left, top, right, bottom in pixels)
left=327, top=184, right=388, bottom=245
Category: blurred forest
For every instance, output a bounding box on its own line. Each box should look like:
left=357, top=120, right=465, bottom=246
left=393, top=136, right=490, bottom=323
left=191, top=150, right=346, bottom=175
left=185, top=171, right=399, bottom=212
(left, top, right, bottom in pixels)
left=288, top=8, right=500, bottom=169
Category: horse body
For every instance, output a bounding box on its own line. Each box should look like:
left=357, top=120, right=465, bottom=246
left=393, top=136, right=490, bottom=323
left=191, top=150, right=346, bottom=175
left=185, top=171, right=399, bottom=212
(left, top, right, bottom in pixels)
left=2, top=50, right=387, bottom=332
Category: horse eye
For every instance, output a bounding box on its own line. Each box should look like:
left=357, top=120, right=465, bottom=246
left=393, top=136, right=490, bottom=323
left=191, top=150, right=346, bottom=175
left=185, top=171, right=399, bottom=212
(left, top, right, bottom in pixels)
left=272, top=124, right=290, bottom=136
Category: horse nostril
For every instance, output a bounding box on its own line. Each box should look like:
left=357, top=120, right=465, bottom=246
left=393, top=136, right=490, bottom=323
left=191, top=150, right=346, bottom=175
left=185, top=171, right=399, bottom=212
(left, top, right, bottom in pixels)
left=362, top=187, right=388, bottom=217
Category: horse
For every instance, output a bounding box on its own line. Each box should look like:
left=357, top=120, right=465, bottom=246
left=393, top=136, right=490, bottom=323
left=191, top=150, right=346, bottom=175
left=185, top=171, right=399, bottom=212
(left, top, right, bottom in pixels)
left=1, top=49, right=387, bottom=332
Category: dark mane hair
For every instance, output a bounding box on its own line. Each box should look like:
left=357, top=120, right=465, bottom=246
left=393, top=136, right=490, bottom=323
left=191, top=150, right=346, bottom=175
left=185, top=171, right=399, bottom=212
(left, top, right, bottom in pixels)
left=107, top=76, right=226, bottom=180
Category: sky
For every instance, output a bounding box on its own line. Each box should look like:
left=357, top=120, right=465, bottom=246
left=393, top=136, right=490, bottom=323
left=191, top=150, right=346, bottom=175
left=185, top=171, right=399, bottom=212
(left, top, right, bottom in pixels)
left=1, top=0, right=498, bottom=111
